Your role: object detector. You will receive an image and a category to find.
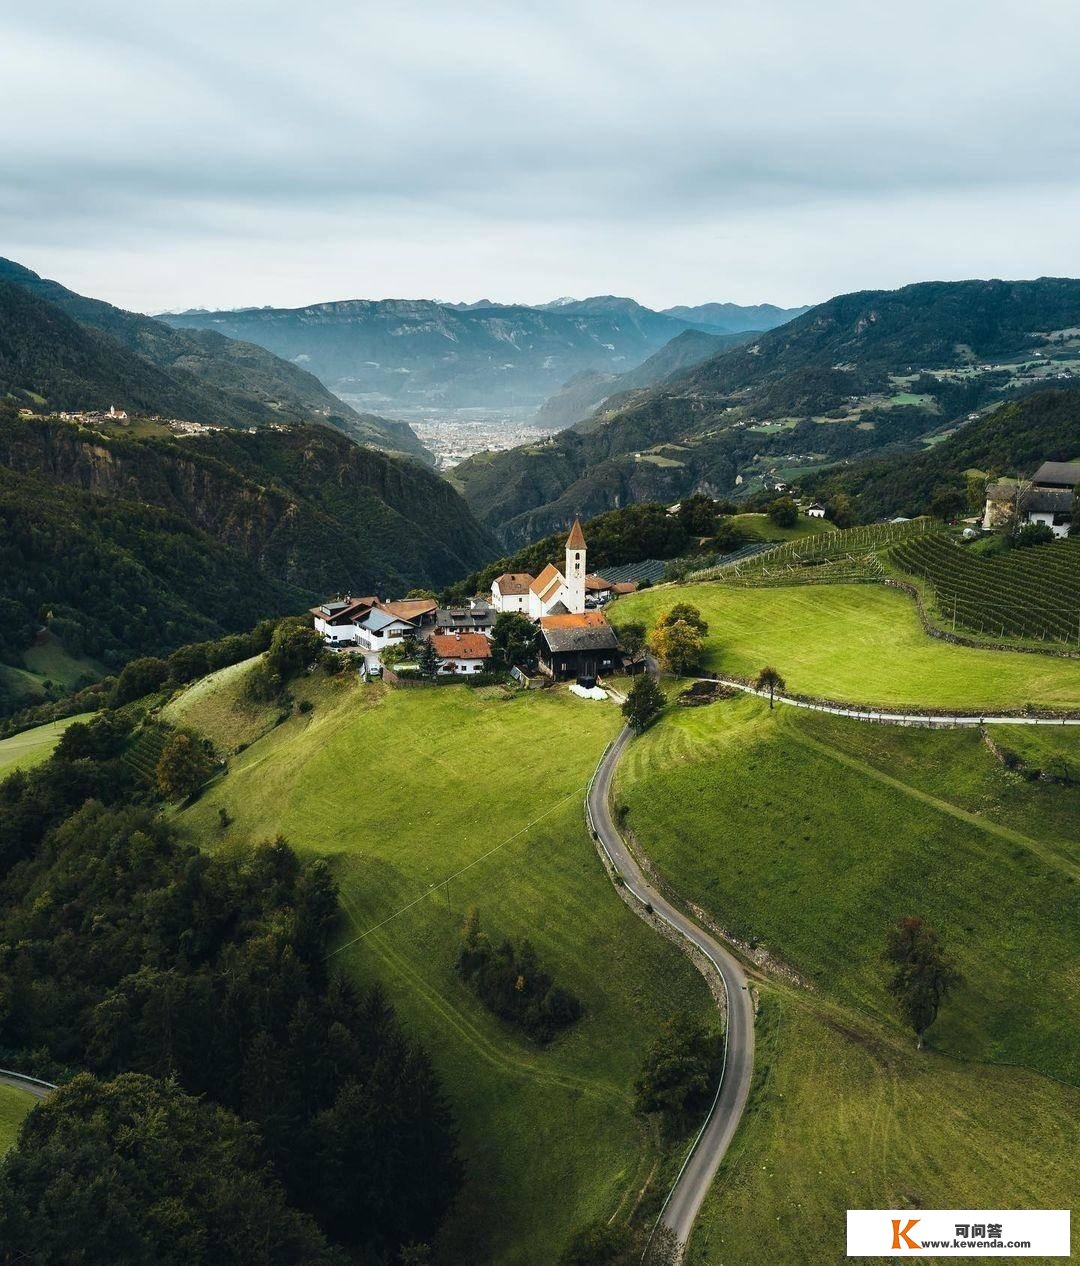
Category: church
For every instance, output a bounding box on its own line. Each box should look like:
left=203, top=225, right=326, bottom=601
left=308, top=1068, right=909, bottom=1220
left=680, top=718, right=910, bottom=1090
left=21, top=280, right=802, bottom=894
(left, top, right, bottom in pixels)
left=490, top=517, right=589, bottom=619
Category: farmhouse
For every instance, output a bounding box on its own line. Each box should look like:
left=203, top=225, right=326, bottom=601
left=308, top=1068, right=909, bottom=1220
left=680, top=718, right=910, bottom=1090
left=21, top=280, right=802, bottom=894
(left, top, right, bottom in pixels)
left=310, top=596, right=419, bottom=651
left=805, top=503, right=827, bottom=518
left=538, top=611, right=622, bottom=681
left=1031, top=460, right=1080, bottom=491
left=435, top=602, right=497, bottom=635
left=431, top=632, right=492, bottom=675
left=490, top=518, right=589, bottom=618
left=983, top=463, right=1076, bottom=537
left=1025, top=488, right=1073, bottom=538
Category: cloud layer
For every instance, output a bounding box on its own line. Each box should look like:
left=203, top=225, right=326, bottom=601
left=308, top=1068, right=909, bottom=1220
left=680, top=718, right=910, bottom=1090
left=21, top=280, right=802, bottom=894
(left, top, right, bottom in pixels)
left=4, top=0, right=1080, bottom=312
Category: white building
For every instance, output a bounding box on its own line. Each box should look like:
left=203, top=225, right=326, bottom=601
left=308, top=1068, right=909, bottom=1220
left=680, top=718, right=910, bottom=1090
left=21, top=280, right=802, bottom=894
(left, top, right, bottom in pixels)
left=490, top=518, right=589, bottom=619
left=805, top=503, right=827, bottom=519
left=310, top=596, right=419, bottom=651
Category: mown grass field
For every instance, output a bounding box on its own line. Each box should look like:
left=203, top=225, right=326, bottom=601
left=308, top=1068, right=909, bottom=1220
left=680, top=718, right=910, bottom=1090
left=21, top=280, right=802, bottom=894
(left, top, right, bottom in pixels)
left=0, top=714, right=95, bottom=776
left=616, top=696, right=1079, bottom=1262
left=728, top=513, right=836, bottom=545
left=611, top=582, right=1080, bottom=710
left=173, top=671, right=714, bottom=1266
left=0, top=1084, right=36, bottom=1154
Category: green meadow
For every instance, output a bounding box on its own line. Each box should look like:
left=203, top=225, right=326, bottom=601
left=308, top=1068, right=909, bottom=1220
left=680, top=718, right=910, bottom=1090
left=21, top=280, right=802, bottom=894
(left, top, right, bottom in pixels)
left=611, top=582, right=1080, bottom=710
left=616, top=695, right=1079, bottom=1262
left=0, top=714, right=95, bottom=776
left=173, top=673, right=714, bottom=1266
left=0, top=1084, right=36, bottom=1154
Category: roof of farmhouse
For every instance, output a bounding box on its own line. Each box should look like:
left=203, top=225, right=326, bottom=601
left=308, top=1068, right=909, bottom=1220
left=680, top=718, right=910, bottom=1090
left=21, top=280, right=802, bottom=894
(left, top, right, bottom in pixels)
left=431, top=632, right=492, bottom=659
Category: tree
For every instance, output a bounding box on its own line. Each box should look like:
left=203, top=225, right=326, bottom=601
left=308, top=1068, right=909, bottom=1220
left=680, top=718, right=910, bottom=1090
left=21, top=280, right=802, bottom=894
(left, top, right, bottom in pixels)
left=768, top=496, right=799, bottom=528
left=1013, top=521, right=1054, bottom=547
left=622, top=675, right=665, bottom=732
left=156, top=730, right=216, bottom=801
left=929, top=485, right=966, bottom=523
left=634, top=1011, right=722, bottom=1131
left=656, top=603, right=708, bottom=636
left=405, top=588, right=437, bottom=600
left=677, top=493, right=718, bottom=537
left=753, top=665, right=786, bottom=709
left=825, top=492, right=856, bottom=527
left=615, top=620, right=646, bottom=658
left=0, top=1073, right=344, bottom=1266
left=417, top=638, right=440, bottom=680
left=490, top=612, right=539, bottom=672
left=884, top=916, right=962, bottom=1048
left=649, top=621, right=703, bottom=676
left=110, top=656, right=170, bottom=708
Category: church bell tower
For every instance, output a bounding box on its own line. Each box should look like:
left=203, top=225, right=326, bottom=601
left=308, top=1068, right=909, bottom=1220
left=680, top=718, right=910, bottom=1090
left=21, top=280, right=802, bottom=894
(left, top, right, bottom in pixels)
left=564, top=517, right=586, bottom=614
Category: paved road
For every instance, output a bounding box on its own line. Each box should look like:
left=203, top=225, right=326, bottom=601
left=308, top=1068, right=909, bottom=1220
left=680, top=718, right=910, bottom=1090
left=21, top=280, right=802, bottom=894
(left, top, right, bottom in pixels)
left=587, top=725, right=755, bottom=1254
left=708, top=678, right=1080, bottom=726
left=0, top=1068, right=55, bottom=1101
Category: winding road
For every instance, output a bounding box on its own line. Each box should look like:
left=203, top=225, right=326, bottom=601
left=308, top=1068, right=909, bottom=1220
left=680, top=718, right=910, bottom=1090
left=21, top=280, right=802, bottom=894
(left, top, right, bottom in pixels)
left=587, top=725, right=755, bottom=1253
left=0, top=1068, right=55, bottom=1101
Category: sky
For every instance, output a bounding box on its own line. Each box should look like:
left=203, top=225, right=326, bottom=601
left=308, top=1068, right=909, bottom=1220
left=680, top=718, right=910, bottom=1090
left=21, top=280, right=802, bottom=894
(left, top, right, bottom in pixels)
left=4, top=0, right=1080, bottom=315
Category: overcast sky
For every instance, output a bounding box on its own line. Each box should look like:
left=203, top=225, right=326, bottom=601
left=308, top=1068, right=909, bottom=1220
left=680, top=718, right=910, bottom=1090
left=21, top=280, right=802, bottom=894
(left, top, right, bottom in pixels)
left=4, top=0, right=1080, bottom=314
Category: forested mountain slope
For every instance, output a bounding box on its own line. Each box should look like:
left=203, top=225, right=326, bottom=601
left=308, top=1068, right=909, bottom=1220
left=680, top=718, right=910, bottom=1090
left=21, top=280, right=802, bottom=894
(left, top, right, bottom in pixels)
left=0, top=410, right=497, bottom=674
left=453, top=278, right=1080, bottom=544
left=0, top=258, right=429, bottom=460
left=801, top=386, right=1080, bottom=519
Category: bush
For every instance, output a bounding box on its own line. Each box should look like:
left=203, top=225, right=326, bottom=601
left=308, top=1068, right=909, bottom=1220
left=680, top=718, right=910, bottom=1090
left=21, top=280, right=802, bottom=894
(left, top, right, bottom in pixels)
left=110, top=657, right=170, bottom=708
left=155, top=730, right=216, bottom=802
left=457, top=909, right=582, bottom=1044
left=1013, top=521, right=1055, bottom=548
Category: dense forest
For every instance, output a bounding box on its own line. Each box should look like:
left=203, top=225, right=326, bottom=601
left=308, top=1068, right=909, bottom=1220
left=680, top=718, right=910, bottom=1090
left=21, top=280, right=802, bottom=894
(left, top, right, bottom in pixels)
left=0, top=673, right=460, bottom=1263
left=0, top=408, right=497, bottom=695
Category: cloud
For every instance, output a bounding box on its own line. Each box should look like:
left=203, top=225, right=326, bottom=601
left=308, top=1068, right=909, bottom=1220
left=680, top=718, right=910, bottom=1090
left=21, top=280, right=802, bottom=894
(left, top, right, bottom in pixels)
left=4, top=0, right=1080, bottom=310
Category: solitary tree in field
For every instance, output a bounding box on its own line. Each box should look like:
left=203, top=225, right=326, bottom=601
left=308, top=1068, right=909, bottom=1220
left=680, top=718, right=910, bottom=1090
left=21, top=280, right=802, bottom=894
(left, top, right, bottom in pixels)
left=884, top=915, right=962, bottom=1048
left=155, top=730, right=215, bottom=801
left=622, top=674, right=665, bottom=733
left=754, top=665, right=785, bottom=709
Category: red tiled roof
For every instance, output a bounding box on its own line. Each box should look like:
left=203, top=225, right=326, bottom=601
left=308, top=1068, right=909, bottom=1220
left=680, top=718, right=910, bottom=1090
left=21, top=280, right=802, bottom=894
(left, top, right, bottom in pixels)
left=431, top=632, right=492, bottom=660
left=493, top=572, right=534, bottom=596
left=584, top=573, right=613, bottom=592
left=530, top=562, right=564, bottom=601
left=539, top=610, right=609, bottom=630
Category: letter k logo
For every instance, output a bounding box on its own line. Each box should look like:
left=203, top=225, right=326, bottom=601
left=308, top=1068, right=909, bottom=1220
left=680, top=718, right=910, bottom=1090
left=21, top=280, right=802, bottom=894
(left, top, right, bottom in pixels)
left=891, top=1218, right=921, bottom=1250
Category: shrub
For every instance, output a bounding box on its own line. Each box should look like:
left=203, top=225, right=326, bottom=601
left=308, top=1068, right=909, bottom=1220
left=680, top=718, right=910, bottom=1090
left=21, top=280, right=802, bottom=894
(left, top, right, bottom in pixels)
left=155, top=730, right=216, bottom=802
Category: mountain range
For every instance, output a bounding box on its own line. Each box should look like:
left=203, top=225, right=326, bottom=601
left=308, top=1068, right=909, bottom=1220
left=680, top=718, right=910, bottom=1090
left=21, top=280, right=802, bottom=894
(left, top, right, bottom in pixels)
left=0, top=258, right=430, bottom=461
left=157, top=294, right=805, bottom=411
left=449, top=278, right=1080, bottom=545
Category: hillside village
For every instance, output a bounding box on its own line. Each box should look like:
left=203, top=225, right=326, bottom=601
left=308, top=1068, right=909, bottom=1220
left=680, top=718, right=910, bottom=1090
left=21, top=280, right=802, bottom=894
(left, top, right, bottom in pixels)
left=311, top=518, right=639, bottom=683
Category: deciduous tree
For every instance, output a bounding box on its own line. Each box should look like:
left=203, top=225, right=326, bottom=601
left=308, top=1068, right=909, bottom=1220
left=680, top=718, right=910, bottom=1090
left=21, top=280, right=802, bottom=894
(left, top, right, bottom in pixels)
left=884, top=915, right=962, bottom=1048
left=753, top=665, right=786, bottom=709
left=622, top=675, right=665, bottom=732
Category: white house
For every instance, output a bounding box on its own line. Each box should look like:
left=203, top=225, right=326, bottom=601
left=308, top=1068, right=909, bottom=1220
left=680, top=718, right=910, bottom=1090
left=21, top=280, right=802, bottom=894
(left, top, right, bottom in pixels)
left=311, top=596, right=380, bottom=645
left=490, top=518, right=589, bottom=619
left=805, top=503, right=827, bottom=519
left=431, top=632, right=492, bottom=674
left=310, top=596, right=419, bottom=651
left=1024, top=488, right=1073, bottom=538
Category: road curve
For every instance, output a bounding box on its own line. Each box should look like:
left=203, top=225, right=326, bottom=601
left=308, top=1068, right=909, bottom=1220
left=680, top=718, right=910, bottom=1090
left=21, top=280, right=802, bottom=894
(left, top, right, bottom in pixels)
left=0, top=1068, right=55, bottom=1101
left=587, top=725, right=755, bottom=1253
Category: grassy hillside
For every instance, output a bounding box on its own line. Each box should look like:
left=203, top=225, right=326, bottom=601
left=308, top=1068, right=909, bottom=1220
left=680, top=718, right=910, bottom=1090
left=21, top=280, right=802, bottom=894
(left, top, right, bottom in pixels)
left=0, top=1085, right=36, bottom=1155
left=0, top=257, right=428, bottom=459
left=610, top=581, right=1080, bottom=710
left=171, top=672, right=714, bottom=1265
left=0, top=714, right=94, bottom=776
left=616, top=696, right=1079, bottom=1262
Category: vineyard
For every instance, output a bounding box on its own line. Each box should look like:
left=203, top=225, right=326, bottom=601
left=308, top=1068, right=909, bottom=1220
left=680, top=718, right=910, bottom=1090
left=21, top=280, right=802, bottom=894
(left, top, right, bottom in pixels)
left=889, top=532, right=1080, bottom=645
left=687, top=519, right=931, bottom=586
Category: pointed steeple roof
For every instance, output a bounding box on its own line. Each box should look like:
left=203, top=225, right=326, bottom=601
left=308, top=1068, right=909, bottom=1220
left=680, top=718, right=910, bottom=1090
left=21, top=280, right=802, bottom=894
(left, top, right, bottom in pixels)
left=566, top=517, right=586, bottom=550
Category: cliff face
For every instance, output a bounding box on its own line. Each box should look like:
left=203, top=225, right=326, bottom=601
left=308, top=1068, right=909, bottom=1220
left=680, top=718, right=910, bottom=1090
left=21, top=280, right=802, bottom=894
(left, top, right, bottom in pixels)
left=0, top=415, right=499, bottom=598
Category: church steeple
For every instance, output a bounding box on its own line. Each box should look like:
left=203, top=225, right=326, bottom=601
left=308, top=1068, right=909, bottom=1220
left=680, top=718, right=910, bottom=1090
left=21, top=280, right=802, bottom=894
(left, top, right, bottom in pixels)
left=564, top=517, right=586, bottom=613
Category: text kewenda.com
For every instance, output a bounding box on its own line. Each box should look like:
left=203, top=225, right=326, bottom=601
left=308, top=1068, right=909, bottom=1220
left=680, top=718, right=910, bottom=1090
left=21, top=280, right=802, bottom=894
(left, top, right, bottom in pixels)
left=919, top=1241, right=1032, bottom=1250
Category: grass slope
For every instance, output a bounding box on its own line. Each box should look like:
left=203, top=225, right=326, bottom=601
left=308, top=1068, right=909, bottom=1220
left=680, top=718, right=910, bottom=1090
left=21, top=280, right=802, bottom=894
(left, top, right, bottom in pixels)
left=0, top=714, right=94, bottom=776
left=616, top=696, right=1078, bottom=1262
left=172, top=671, right=713, bottom=1265
left=611, top=582, right=1080, bottom=710
left=0, top=1084, right=36, bottom=1154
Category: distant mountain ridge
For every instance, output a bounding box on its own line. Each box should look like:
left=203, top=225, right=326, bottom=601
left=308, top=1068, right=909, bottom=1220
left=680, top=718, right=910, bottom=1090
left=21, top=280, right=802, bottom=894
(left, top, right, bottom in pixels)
left=662, top=300, right=811, bottom=331
left=0, top=258, right=430, bottom=461
left=450, top=277, right=1080, bottom=545
left=156, top=292, right=803, bottom=412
